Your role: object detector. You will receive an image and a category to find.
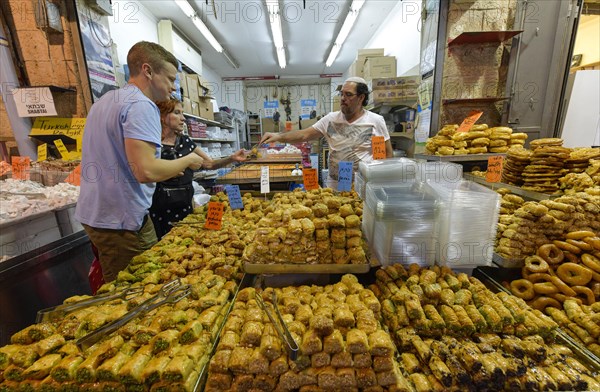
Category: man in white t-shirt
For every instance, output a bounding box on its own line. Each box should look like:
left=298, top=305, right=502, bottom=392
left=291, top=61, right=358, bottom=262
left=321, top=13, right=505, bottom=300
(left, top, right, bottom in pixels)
left=260, top=77, right=392, bottom=189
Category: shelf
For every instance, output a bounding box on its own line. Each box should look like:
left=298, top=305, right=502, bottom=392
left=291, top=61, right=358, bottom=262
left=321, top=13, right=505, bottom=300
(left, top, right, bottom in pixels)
left=190, top=138, right=235, bottom=143
left=389, top=132, right=414, bottom=139
left=369, top=101, right=417, bottom=114
left=414, top=153, right=506, bottom=162
left=443, top=97, right=511, bottom=105
left=447, top=30, right=523, bottom=46
left=183, top=113, right=233, bottom=129
left=463, top=173, right=559, bottom=201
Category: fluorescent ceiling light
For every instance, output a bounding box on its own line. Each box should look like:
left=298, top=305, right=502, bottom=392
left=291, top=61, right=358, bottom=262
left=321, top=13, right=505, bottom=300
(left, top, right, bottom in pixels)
left=325, top=0, right=366, bottom=67
left=174, top=0, right=223, bottom=53
left=266, top=0, right=286, bottom=69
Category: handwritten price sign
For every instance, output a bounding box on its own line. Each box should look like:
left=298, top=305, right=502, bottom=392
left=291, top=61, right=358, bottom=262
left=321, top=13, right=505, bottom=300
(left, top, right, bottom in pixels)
left=225, top=185, right=244, bottom=210
left=337, top=161, right=353, bottom=192
left=457, top=110, right=483, bottom=133
left=486, top=155, right=504, bottom=183
left=260, top=166, right=270, bottom=194
left=12, top=156, right=31, bottom=180
left=303, top=168, right=319, bottom=190
left=204, top=202, right=224, bottom=230
left=37, top=144, right=47, bottom=162
left=65, top=164, right=82, bottom=186
left=372, top=136, right=386, bottom=160
left=53, top=139, right=70, bottom=159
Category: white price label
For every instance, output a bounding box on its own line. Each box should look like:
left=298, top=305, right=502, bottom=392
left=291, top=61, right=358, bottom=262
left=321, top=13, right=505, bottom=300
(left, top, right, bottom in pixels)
left=260, top=166, right=270, bottom=194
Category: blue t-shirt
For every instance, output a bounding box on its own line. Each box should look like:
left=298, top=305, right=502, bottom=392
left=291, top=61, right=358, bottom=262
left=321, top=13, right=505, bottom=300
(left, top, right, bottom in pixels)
left=75, top=85, right=161, bottom=231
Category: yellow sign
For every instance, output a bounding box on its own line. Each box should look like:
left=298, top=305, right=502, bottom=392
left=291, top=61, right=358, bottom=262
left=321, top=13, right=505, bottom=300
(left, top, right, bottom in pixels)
left=53, top=139, right=70, bottom=159
left=30, top=117, right=86, bottom=138
left=37, top=144, right=47, bottom=162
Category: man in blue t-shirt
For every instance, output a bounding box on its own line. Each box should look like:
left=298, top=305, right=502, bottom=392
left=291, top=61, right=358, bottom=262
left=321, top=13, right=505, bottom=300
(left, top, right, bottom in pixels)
left=75, top=41, right=204, bottom=282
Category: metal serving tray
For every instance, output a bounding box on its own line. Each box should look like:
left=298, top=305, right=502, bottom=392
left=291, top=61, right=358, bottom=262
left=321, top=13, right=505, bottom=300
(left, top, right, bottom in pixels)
left=243, top=262, right=370, bottom=274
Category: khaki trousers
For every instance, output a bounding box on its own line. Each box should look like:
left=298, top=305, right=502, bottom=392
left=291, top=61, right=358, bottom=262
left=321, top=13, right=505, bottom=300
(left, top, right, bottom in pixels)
left=83, top=216, right=157, bottom=283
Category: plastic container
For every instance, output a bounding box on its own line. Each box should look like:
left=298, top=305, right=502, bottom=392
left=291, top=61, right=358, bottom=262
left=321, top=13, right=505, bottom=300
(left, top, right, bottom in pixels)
left=362, top=182, right=439, bottom=266
left=428, top=180, right=500, bottom=268
left=358, top=158, right=417, bottom=182
left=415, top=161, right=463, bottom=185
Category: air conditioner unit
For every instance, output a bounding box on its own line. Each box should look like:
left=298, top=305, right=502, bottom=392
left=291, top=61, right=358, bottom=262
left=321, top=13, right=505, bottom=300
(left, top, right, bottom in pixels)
left=86, top=0, right=113, bottom=16
left=158, top=20, right=202, bottom=75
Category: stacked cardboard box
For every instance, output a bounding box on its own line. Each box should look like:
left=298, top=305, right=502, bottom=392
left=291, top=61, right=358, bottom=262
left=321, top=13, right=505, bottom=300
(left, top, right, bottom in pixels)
left=348, top=48, right=397, bottom=80
left=177, top=71, right=215, bottom=121
left=368, top=76, right=420, bottom=105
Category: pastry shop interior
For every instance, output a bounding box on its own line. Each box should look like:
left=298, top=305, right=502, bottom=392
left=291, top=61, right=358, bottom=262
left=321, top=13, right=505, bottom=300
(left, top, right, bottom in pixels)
left=0, top=0, right=599, bottom=390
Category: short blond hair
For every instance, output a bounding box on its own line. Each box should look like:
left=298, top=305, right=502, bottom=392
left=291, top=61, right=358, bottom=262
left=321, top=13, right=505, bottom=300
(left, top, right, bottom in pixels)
left=127, top=41, right=178, bottom=77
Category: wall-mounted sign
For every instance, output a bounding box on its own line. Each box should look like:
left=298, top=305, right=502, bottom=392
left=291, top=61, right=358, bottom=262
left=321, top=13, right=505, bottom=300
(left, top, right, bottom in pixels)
left=263, top=101, right=279, bottom=118
left=300, top=99, right=317, bottom=119
left=11, top=87, right=57, bottom=117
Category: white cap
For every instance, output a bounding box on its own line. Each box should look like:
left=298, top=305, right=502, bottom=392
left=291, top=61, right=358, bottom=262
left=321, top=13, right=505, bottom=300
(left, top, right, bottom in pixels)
left=344, top=76, right=367, bottom=85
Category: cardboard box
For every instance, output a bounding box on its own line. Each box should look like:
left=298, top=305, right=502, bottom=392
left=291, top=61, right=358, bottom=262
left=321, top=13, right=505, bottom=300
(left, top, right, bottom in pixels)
left=364, top=56, right=397, bottom=80
left=369, top=76, right=421, bottom=90
left=178, top=72, right=189, bottom=98
left=197, top=97, right=214, bottom=121
left=353, top=48, right=386, bottom=78
left=186, top=74, right=200, bottom=100
left=332, top=96, right=341, bottom=111
left=190, top=100, right=200, bottom=117
left=182, top=97, right=193, bottom=114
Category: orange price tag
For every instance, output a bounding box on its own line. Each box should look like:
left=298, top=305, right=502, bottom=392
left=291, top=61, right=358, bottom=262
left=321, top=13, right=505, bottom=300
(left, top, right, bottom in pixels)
left=456, top=110, right=484, bottom=133
left=303, top=168, right=319, bottom=190
left=12, top=156, right=31, bottom=180
left=486, top=156, right=504, bottom=183
left=65, top=164, right=82, bottom=186
left=204, top=201, right=224, bottom=230
left=372, top=136, right=386, bottom=160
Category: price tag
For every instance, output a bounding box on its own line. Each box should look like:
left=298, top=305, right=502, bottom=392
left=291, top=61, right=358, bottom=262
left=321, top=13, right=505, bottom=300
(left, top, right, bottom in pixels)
left=456, top=110, right=483, bottom=133
left=71, top=137, right=82, bottom=160
left=53, top=139, right=70, bottom=159
left=372, top=136, right=386, bottom=160
left=37, top=144, right=47, bottom=162
left=204, top=201, right=224, bottom=230
left=303, top=168, right=319, bottom=190
left=225, top=185, right=244, bottom=210
left=260, top=166, right=270, bottom=194
left=65, top=164, right=81, bottom=186
left=486, top=155, right=504, bottom=183
left=337, top=161, right=353, bottom=192
left=12, top=156, right=31, bottom=180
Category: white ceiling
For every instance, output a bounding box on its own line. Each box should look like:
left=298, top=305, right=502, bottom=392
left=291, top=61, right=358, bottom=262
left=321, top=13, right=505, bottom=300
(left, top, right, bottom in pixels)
left=141, top=0, right=400, bottom=84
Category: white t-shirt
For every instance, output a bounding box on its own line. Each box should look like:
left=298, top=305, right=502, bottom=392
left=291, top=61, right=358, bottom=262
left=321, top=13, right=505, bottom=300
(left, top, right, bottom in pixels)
left=313, top=110, right=389, bottom=187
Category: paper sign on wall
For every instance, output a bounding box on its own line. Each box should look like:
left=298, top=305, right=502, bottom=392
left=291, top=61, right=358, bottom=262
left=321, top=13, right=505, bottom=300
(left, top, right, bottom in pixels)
left=12, top=87, right=58, bottom=117
left=337, top=161, right=353, bottom=192
left=260, top=166, right=270, bottom=194
left=457, top=110, right=483, bottom=133
left=372, top=136, right=386, bottom=160
left=303, top=168, right=319, bottom=190
left=65, top=164, right=81, bottom=186
left=12, top=156, right=31, bottom=180
left=225, top=185, right=244, bottom=210
left=204, top=202, right=224, bottom=230
left=53, top=139, right=70, bottom=159
left=486, top=156, right=504, bottom=183
left=37, top=144, right=48, bottom=162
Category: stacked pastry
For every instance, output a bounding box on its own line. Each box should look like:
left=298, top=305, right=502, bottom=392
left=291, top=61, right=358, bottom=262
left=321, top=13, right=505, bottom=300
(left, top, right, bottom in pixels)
left=560, top=149, right=600, bottom=194
left=0, top=272, right=236, bottom=391
left=529, top=138, right=564, bottom=151
left=521, top=146, right=571, bottom=194
left=243, top=189, right=367, bottom=265
left=501, top=146, right=532, bottom=185
left=508, top=229, right=600, bottom=315
left=494, top=191, right=600, bottom=261
left=206, top=276, right=406, bottom=391
left=372, top=264, right=600, bottom=391
left=487, top=127, right=512, bottom=154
